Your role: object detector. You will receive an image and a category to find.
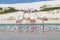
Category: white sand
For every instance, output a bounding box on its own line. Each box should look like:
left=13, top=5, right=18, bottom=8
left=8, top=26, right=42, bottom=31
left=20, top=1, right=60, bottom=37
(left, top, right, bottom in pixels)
left=0, top=1, right=60, bottom=24
left=0, top=11, right=60, bottom=24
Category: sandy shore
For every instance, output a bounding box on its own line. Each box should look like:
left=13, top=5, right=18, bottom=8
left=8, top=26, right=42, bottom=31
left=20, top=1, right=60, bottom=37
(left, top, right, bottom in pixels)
left=0, top=1, right=60, bottom=24
left=0, top=19, right=60, bottom=24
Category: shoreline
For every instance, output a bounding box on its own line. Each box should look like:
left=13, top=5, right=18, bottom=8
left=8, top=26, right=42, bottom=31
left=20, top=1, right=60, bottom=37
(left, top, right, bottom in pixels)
left=0, top=23, right=60, bottom=24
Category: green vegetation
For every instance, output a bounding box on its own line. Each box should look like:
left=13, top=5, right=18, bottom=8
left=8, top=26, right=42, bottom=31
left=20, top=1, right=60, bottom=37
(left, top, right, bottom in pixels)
left=0, top=7, right=2, bottom=10
left=4, top=7, right=18, bottom=13
left=40, top=7, right=60, bottom=11
left=0, top=7, right=19, bottom=14
left=40, top=5, right=47, bottom=8
left=0, top=12, right=6, bottom=14
left=0, top=6, right=60, bottom=14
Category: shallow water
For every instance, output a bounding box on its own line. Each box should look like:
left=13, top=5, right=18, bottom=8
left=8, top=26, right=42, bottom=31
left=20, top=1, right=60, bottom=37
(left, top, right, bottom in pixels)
left=0, top=24, right=60, bottom=40
left=0, top=32, right=60, bottom=40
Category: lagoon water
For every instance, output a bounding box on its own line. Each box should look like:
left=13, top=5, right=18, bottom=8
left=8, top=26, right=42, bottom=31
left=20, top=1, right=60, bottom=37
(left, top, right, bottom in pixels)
left=0, top=32, right=60, bottom=40
left=0, top=24, right=60, bottom=40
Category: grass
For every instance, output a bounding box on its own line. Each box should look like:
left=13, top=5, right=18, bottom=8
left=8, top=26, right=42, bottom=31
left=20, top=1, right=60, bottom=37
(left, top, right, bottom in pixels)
left=0, top=12, right=7, bottom=14
left=0, top=10, right=18, bottom=14
left=0, top=7, right=19, bottom=14
left=40, top=7, right=60, bottom=11
left=1, top=6, right=60, bottom=14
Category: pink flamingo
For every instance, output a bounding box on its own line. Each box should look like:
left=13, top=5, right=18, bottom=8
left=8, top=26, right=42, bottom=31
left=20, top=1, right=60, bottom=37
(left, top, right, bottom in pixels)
left=18, top=27, right=23, bottom=32
left=31, top=27, right=36, bottom=32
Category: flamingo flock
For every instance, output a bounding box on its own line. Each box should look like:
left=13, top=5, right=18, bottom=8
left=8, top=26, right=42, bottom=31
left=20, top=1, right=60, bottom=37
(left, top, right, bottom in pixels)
left=0, top=25, right=59, bottom=32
